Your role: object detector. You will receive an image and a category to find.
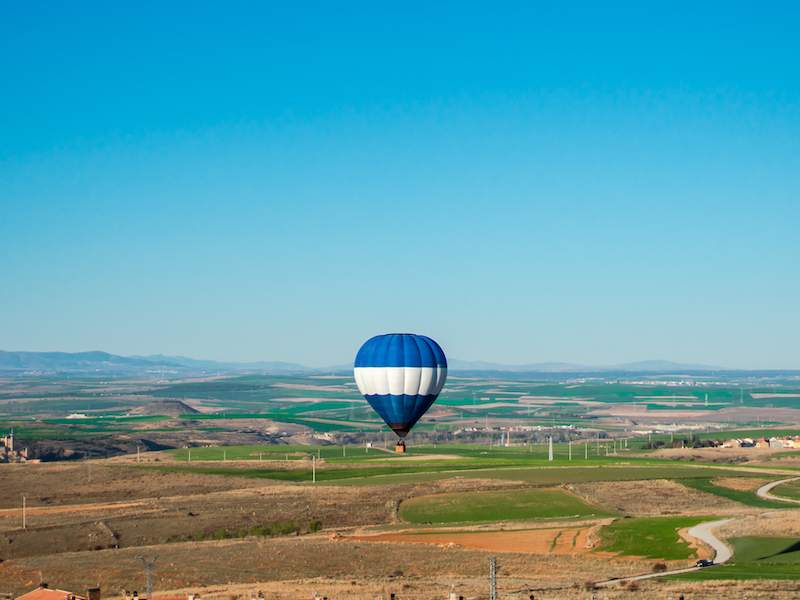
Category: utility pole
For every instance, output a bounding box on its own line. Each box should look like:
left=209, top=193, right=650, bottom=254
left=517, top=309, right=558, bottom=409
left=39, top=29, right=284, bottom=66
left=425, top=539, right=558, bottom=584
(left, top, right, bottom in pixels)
left=137, top=555, right=157, bottom=599
left=568, top=440, right=572, bottom=461
left=187, top=448, right=191, bottom=463
left=312, top=455, right=316, bottom=483
left=548, top=436, right=554, bottom=462
left=223, top=449, right=227, bottom=462
left=22, top=495, right=26, bottom=530
left=489, top=557, right=497, bottom=600
left=585, top=442, right=588, bottom=460
left=136, top=446, right=141, bottom=463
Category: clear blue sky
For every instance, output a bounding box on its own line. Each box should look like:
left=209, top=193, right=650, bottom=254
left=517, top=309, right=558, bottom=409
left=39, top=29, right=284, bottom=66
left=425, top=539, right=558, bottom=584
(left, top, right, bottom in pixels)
left=1, top=2, right=798, bottom=368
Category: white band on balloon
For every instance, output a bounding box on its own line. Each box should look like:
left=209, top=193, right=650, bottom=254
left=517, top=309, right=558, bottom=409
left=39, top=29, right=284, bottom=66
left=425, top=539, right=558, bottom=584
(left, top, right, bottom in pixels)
left=354, top=366, right=447, bottom=397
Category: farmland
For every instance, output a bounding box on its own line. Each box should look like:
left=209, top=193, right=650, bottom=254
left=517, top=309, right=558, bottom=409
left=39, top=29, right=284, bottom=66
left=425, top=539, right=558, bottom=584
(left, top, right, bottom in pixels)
left=3, top=371, right=800, bottom=598
left=673, top=536, right=800, bottom=581
left=398, top=488, right=612, bottom=523
left=4, top=371, right=800, bottom=463
left=599, top=516, right=715, bottom=559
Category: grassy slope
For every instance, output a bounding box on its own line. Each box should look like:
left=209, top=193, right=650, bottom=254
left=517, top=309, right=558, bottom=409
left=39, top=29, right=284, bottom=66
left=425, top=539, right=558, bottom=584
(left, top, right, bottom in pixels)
left=772, top=479, right=800, bottom=501
left=149, top=460, right=773, bottom=487
left=672, top=536, right=800, bottom=580
left=599, top=516, right=714, bottom=560
left=679, top=478, right=789, bottom=509
left=399, top=488, right=612, bottom=524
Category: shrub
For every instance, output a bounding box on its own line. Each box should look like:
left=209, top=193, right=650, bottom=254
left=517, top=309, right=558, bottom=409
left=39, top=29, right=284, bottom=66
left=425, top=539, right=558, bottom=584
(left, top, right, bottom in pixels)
left=653, top=562, right=667, bottom=573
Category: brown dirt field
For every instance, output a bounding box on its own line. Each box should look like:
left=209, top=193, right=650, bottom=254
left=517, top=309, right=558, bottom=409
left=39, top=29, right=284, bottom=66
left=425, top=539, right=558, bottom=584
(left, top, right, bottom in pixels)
left=711, top=476, right=773, bottom=492
left=96, top=578, right=800, bottom=600
left=568, top=479, right=748, bottom=516
left=0, top=461, right=525, bottom=560
left=348, top=525, right=598, bottom=555
left=0, top=535, right=655, bottom=597
left=0, top=501, right=146, bottom=517
left=0, top=463, right=261, bottom=508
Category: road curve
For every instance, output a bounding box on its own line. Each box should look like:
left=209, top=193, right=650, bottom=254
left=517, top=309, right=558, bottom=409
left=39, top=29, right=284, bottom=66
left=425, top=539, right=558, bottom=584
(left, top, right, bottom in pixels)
left=756, top=477, right=800, bottom=505
left=687, top=518, right=733, bottom=563
left=595, top=518, right=733, bottom=587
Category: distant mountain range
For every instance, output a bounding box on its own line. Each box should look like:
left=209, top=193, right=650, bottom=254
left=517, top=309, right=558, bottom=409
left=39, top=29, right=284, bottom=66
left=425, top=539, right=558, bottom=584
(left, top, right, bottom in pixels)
left=0, top=351, right=307, bottom=375
left=447, top=358, right=724, bottom=373
left=0, top=350, right=728, bottom=375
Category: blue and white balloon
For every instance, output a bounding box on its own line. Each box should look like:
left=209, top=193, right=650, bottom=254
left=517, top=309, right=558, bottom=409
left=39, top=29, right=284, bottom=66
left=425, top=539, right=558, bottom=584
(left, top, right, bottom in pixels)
left=354, top=333, right=447, bottom=437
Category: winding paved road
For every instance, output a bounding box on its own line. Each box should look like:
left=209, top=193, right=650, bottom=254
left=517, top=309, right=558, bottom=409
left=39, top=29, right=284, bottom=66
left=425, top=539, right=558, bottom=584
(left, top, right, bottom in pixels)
left=687, top=518, right=733, bottom=563
left=756, top=476, right=800, bottom=505
left=594, top=518, right=733, bottom=587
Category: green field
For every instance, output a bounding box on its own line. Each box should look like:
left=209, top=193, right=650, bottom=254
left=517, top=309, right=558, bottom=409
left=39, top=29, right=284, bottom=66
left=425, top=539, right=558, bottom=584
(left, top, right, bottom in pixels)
left=772, top=479, right=800, bottom=501
left=679, top=478, right=789, bottom=508
left=599, top=516, right=714, bottom=560
left=399, top=488, right=611, bottom=524
left=5, top=372, right=800, bottom=442
left=150, top=451, right=777, bottom=487
left=673, top=536, right=800, bottom=580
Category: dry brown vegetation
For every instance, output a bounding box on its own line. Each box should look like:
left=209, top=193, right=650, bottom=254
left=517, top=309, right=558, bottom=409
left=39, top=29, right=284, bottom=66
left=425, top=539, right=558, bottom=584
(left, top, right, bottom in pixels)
left=2, top=457, right=800, bottom=599
left=567, top=479, right=748, bottom=516
left=711, top=476, right=772, bottom=492
left=0, top=535, right=651, bottom=597
left=647, top=445, right=800, bottom=464
left=718, top=510, right=800, bottom=538
left=0, top=462, right=520, bottom=561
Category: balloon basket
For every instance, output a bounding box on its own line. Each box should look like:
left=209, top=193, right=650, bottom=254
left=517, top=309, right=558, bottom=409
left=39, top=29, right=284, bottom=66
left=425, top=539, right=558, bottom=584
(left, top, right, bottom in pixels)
left=395, top=440, right=407, bottom=454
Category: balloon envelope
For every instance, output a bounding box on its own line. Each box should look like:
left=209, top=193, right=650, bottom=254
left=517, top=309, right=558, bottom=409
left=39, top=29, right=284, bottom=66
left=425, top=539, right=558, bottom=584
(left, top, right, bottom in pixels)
left=354, top=333, right=447, bottom=437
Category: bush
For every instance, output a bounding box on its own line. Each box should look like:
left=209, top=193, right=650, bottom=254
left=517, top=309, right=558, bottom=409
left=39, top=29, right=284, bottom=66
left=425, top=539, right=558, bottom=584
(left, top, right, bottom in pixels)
left=309, top=520, right=322, bottom=533
left=652, top=562, right=667, bottom=573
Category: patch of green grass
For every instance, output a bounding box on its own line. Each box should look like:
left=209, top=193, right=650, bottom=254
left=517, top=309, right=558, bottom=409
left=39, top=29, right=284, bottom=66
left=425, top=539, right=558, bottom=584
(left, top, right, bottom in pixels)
left=399, top=488, right=611, bottom=524
left=599, top=516, right=714, bottom=560
left=679, top=478, right=789, bottom=508
left=671, top=536, right=800, bottom=580
left=772, top=479, right=800, bottom=501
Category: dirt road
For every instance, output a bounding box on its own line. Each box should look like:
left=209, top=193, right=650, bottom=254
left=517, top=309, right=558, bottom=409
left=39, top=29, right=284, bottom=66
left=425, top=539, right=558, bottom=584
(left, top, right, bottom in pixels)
left=687, top=518, right=733, bottom=563
left=594, top=518, right=733, bottom=587
left=756, top=477, right=800, bottom=505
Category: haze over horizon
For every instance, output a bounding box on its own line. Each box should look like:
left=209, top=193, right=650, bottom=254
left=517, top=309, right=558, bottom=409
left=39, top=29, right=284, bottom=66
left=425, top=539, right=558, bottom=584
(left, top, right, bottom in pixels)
left=2, top=3, right=798, bottom=369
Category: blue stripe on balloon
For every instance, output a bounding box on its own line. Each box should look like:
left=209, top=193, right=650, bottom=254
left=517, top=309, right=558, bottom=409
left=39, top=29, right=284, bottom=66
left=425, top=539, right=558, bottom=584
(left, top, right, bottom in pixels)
left=365, top=393, right=439, bottom=436
left=355, top=333, right=447, bottom=368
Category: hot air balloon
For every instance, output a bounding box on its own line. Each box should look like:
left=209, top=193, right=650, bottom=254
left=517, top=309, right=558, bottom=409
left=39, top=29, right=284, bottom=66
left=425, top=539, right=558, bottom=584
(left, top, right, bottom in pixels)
left=354, top=333, right=447, bottom=453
